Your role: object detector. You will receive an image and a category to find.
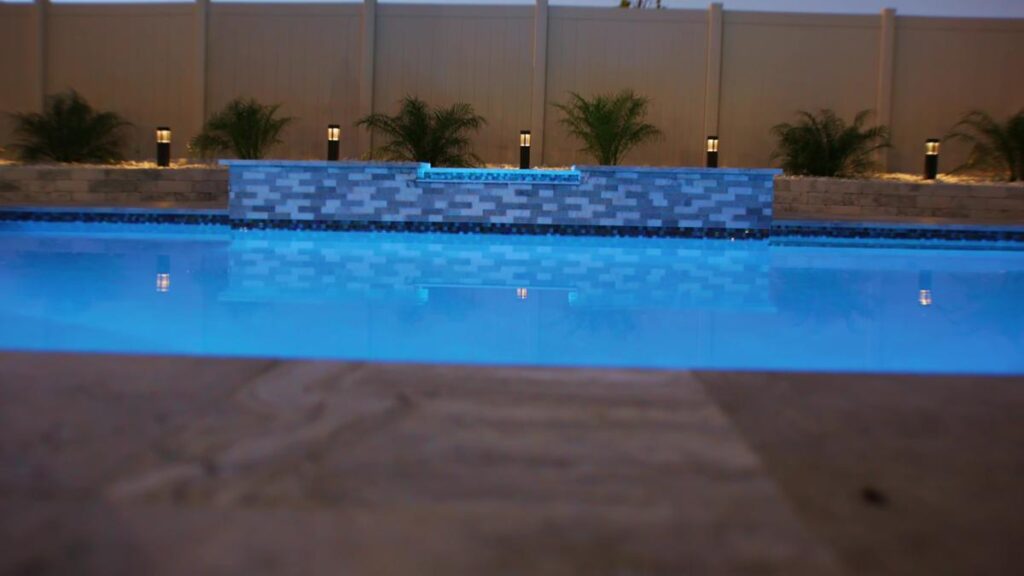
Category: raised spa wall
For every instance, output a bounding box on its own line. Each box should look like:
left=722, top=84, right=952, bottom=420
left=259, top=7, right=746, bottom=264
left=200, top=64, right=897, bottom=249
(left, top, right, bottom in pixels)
left=226, top=161, right=778, bottom=235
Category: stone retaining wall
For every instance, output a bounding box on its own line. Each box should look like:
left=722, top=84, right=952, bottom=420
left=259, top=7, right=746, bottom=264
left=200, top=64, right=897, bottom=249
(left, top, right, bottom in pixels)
left=775, top=177, right=1024, bottom=224
left=226, top=161, right=778, bottom=233
left=0, top=165, right=228, bottom=208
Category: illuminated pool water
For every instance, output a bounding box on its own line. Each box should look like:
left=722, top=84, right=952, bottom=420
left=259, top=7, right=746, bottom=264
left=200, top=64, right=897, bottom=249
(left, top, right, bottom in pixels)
left=1, top=221, right=1022, bottom=374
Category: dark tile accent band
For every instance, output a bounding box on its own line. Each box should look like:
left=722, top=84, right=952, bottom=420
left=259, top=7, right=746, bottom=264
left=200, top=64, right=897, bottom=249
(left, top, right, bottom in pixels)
left=0, top=209, right=229, bottom=226
left=771, top=222, right=1024, bottom=243
left=3, top=209, right=1023, bottom=244
left=229, top=218, right=768, bottom=239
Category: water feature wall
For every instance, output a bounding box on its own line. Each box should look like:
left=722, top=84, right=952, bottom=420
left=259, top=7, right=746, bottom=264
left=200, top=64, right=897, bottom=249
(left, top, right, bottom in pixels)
left=225, top=161, right=778, bottom=236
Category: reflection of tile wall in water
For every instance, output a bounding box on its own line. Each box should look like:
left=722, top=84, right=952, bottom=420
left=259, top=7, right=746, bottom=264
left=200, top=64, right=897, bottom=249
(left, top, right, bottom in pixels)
left=224, top=237, right=772, bottom=309
left=228, top=163, right=777, bottom=232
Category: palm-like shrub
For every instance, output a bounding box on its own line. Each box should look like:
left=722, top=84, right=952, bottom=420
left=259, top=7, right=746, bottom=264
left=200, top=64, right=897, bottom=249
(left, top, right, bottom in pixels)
left=554, top=90, right=661, bottom=166
left=357, top=96, right=486, bottom=167
left=771, top=110, right=889, bottom=177
left=10, top=90, right=130, bottom=163
left=945, top=110, right=1024, bottom=181
left=190, top=98, right=293, bottom=160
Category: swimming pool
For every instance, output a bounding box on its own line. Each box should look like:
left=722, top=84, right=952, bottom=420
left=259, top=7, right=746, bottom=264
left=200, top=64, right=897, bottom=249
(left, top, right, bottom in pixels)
left=1, top=221, right=1021, bottom=374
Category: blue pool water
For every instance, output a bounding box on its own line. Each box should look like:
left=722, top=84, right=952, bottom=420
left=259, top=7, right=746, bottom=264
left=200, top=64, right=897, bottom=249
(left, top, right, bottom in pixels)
left=1, top=222, right=1022, bottom=374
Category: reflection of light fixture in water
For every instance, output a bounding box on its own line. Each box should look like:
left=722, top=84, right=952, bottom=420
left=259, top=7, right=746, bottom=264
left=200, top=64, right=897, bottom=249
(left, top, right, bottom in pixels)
left=918, top=289, right=932, bottom=306
left=568, top=291, right=579, bottom=305
left=918, top=270, right=932, bottom=306
left=417, top=287, right=429, bottom=304
left=327, top=124, right=341, bottom=161
left=706, top=135, right=719, bottom=168
left=519, top=130, right=531, bottom=170
left=516, top=287, right=528, bottom=300
left=156, top=254, right=170, bottom=293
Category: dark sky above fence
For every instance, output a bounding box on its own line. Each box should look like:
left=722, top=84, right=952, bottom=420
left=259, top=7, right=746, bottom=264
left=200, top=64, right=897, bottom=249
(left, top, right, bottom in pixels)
left=7, top=0, right=1024, bottom=18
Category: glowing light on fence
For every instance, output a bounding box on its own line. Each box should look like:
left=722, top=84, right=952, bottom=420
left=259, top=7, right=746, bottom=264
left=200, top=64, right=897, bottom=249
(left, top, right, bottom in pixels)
left=156, top=127, right=171, bottom=167
left=924, top=139, right=940, bottom=180
left=327, top=124, right=341, bottom=161
left=706, top=136, right=719, bottom=168
left=519, top=130, right=531, bottom=169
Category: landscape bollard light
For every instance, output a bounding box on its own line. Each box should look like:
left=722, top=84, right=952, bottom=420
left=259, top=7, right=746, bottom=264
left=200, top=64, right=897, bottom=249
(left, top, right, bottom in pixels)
left=519, top=130, right=531, bottom=170
left=924, top=139, right=940, bottom=180
left=156, top=127, right=171, bottom=167
left=327, top=124, right=341, bottom=161
left=706, top=136, right=719, bottom=168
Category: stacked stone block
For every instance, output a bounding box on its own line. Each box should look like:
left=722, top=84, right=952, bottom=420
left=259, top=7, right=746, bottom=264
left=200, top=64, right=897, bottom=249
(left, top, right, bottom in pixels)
left=775, top=177, right=1024, bottom=224
left=0, top=165, right=228, bottom=208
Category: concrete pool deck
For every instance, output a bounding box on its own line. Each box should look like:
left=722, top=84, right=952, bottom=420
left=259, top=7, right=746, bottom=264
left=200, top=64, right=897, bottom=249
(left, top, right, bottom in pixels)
left=1, top=352, right=1021, bottom=575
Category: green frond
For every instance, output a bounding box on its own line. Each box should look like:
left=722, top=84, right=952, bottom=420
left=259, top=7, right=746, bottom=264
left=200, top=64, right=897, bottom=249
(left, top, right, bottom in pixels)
left=945, top=109, right=1024, bottom=181
left=10, top=90, right=131, bottom=163
left=356, top=96, right=486, bottom=167
left=770, top=109, right=889, bottom=177
left=554, top=90, right=661, bottom=165
left=190, top=98, right=294, bottom=160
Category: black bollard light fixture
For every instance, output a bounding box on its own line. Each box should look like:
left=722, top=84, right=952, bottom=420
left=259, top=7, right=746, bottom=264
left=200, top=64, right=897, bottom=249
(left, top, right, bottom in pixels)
left=156, top=127, right=171, bottom=167
left=519, top=130, right=531, bottom=169
left=706, top=136, right=719, bottom=168
left=924, top=138, right=940, bottom=180
left=327, top=124, right=341, bottom=161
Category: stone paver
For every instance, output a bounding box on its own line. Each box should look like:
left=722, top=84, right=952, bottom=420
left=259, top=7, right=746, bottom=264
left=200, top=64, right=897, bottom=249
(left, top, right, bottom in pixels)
left=0, top=352, right=838, bottom=576
left=699, top=371, right=1024, bottom=576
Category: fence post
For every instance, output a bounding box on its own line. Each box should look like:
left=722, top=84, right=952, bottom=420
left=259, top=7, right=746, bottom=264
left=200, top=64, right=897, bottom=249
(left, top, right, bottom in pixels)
left=32, top=0, right=49, bottom=111
left=531, top=0, right=549, bottom=166
left=703, top=2, right=723, bottom=165
left=195, top=0, right=210, bottom=140
left=358, top=0, right=377, bottom=158
left=876, top=8, right=897, bottom=171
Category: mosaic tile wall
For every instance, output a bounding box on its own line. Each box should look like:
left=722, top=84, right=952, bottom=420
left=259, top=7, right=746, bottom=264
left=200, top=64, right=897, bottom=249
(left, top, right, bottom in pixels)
left=225, top=161, right=778, bottom=233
